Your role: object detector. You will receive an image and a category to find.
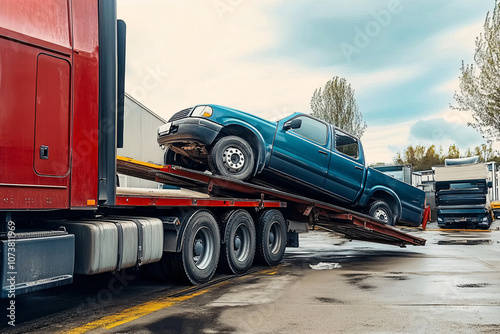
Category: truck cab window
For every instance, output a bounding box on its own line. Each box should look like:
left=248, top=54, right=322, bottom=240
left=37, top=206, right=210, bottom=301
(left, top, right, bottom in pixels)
left=335, top=130, right=359, bottom=159
left=290, top=116, right=328, bottom=144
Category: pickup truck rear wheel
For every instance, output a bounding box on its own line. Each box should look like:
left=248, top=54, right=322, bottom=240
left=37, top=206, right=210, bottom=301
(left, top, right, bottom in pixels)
left=368, top=201, right=395, bottom=226
left=255, top=209, right=287, bottom=266
left=209, top=136, right=255, bottom=181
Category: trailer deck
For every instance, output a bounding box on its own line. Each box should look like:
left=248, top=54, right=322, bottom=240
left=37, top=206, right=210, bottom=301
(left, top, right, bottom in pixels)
left=116, top=156, right=426, bottom=247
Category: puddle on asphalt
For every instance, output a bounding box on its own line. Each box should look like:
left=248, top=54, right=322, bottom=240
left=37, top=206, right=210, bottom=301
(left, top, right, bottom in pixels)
left=342, top=273, right=376, bottom=290
left=384, top=275, right=410, bottom=281
left=437, top=239, right=495, bottom=245
left=315, top=297, right=345, bottom=304
left=456, top=283, right=491, bottom=288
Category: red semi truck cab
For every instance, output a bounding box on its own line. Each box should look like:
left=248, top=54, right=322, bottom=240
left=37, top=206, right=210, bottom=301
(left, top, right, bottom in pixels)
left=0, top=0, right=123, bottom=210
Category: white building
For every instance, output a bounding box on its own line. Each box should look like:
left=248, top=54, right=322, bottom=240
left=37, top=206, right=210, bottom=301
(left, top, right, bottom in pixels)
left=117, top=93, right=166, bottom=188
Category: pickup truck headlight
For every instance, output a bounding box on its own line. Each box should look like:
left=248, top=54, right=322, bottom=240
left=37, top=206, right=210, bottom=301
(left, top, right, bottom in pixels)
left=191, top=105, right=213, bottom=118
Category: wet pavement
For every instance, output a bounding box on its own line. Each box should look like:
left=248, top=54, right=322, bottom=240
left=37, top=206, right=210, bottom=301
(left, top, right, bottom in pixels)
left=2, top=221, right=500, bottom=333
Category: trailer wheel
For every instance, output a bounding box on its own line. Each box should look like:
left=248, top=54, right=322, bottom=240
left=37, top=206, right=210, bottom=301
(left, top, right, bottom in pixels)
left=220, top=209, right=256, bottom=274
left=255, top=209, right=287, bottom=266
left=176, top=210, right=221, bottom=284
left=369, top=201, right=395, bottom=226
left=209, top=136, right=255, bottom=181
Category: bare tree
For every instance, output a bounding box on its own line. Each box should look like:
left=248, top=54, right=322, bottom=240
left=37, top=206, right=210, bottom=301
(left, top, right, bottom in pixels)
left=453, top=1, right=500, bottom=140
left=311, top=76, right=367, bottom=138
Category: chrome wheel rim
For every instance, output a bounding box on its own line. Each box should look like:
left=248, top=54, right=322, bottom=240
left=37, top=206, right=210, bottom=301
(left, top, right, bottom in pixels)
left=268, top=221, right=283, bottom=254
left=374, top=208, right=389, bottom=223
left=222, top=146, right=245, bottom=172
left=192, top=227, right=214, bottom=270
left=234, top=223, right=251, bottom=262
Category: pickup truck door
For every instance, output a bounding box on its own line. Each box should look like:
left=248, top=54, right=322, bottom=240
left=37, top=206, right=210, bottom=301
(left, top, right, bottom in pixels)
left=324, top=128, right=364, bottom=201
left=269, top=115, right=331, bottom=188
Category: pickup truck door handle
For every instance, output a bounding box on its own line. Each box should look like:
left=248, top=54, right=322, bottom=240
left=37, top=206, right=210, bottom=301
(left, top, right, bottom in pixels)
left=355, top=166, right=363, bottom=171
left=318, top=150, right=328, bottom=156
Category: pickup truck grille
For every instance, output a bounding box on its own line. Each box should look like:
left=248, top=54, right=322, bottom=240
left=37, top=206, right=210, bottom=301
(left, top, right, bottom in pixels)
left=168, top=108, right=192, bottom=122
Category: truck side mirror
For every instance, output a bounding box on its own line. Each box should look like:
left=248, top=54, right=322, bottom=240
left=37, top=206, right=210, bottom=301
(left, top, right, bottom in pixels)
left=284, top=119, right=302, bottom=130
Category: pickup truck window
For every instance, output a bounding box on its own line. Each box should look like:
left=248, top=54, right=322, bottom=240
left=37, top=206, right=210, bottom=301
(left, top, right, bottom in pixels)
left=290, top=116, right=328, bottom=144
left=335, top=129, right=359, bottom=159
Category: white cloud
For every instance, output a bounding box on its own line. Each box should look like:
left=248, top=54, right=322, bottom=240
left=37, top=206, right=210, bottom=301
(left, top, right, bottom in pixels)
left=362, top=121, right=413, bottom=164
left=431, top=21, right=483, bottom=58
left=348, top=65, right=423, bottom=91
left=435, top=76, right=460, bottom=95
left=118, top=0, right=281, bottom=118
left=117, top=1, right=494, bottom=166
left=118, top=0, right=422, bottom=122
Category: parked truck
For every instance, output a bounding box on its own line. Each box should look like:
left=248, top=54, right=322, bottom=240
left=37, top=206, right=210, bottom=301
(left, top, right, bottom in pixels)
left=435, top=158, right=493, bottom=229
left=157, top=105, right=426, bottom=226
left=0, top=0, right=425, bottom=298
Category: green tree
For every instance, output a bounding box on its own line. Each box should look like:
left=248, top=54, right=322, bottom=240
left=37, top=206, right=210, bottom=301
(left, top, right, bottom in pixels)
left=453, top=1, right=500, bottom=140
left=474, top=143, right=498, bottom=162
left=394, top=145, right=443, bottom=171
left=395, top=143, right=500, bottom=169
left=311, top=76, right=367, bottom=138
left=447, top=144, right=461, bottom=159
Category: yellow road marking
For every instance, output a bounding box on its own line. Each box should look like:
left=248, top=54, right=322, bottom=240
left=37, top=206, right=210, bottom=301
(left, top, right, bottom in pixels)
left=64, top=267, right=282, bottom=333
left=64, top=289, right=208, bottom=334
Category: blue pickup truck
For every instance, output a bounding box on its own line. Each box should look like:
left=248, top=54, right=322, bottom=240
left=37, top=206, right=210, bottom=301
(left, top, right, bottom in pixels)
left=157, top=104, right=425, bottom=226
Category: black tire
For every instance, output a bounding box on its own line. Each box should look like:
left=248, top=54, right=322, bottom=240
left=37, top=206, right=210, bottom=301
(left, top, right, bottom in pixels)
left=368, top=201, right=395, bottom=226
left=209, top=136, right=255, bottom=181
left=220, top=210, right=256, bottom=274
left=255, top=209, right=287, bottom=266
left=164, top=147, right=206, bottom=171
left=478, top=214, right=493, bottom=230
left=176, top=210, right=221, bottom=284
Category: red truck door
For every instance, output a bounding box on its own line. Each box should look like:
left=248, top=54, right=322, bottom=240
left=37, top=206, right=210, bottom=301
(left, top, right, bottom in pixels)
left=34, top=54, right=71, bottom=176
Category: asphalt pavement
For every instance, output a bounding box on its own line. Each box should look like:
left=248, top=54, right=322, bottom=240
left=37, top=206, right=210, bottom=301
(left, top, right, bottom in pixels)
left=2, top=221, right=500, bottom=334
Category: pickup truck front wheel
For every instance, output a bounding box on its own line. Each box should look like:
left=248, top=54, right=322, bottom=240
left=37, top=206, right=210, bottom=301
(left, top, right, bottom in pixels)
left=369, top=201, right=395, bottom=226
left=209, top=136, right=255, bottom=181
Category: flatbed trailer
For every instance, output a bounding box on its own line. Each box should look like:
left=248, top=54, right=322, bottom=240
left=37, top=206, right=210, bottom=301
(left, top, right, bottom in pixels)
left=116, top=156, right=426, bottom=247
left=1, top=157, right=426, bottom=297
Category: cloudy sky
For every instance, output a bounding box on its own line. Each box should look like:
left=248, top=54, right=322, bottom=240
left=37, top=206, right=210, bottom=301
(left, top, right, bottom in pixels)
left=118, top=0, right=496, bottom=164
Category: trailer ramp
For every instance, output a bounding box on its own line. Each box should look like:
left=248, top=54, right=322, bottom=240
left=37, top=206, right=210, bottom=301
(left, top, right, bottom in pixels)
left=117, top=156, right=426, bottom=247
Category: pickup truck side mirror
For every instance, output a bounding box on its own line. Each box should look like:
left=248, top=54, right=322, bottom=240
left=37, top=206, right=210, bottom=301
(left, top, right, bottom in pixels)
left=284, top=119, right=302, bottom=130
